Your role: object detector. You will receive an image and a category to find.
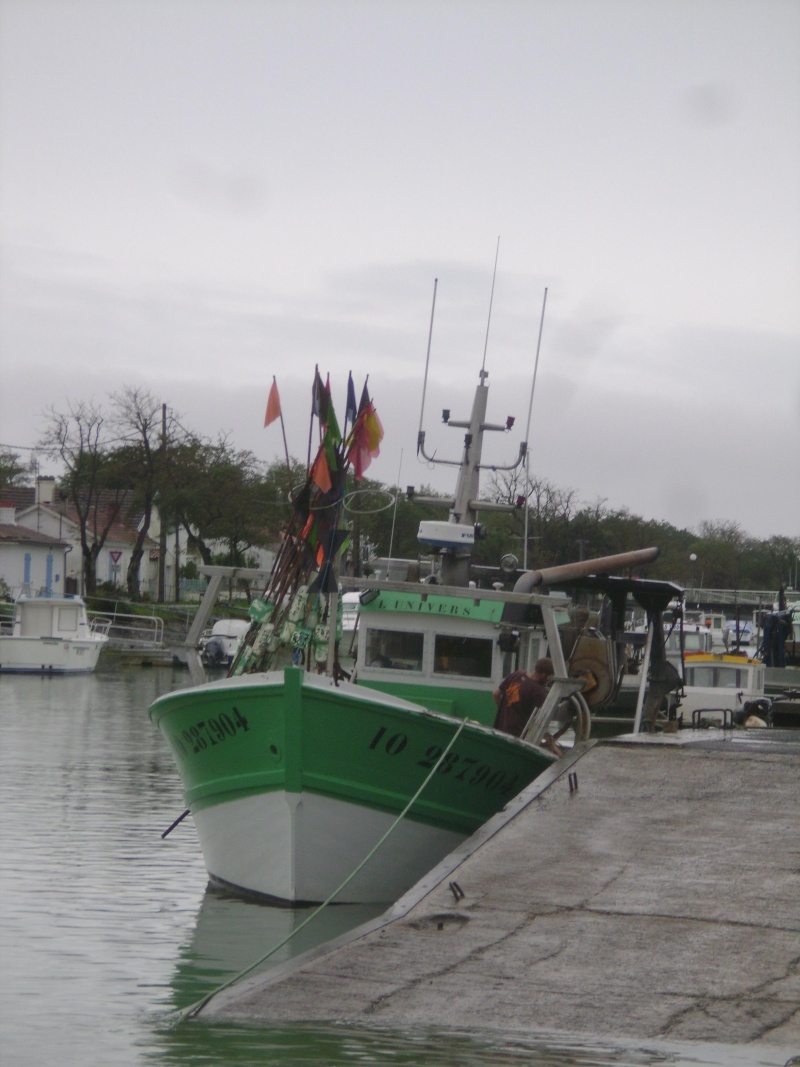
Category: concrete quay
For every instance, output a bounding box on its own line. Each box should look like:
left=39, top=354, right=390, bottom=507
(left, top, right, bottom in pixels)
left=201, top=732, right=800, bottom=1058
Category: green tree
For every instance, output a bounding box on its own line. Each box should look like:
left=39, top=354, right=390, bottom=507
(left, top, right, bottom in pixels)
left=350, top=480, right=450, bottom=573
left=695, top=520, right=749, bottom=589
left=162, top=437, right=286, bottom=572
left=0, top=449, right=28, bottom=489
left=741, top=535, right=800, bottom=591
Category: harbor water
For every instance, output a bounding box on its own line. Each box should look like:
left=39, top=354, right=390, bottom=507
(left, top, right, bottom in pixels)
left=0, top=664, right=792, bottom=1067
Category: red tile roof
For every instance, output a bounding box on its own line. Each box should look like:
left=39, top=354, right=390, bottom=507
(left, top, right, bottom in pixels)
left=0, top=523, right=70, bottom=547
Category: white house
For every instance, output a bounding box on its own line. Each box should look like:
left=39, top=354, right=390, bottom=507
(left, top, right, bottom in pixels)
left=2, top=477, right=275, bottom=601
left=16, top=501, right=158, bottom=595
left=3, top=478, right=165, bottom=597
left=0, top=502, right=71, bottom=598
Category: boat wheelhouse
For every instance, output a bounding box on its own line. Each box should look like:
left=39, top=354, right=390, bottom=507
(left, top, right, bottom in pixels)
left=675, top=652, right=768, bottom=726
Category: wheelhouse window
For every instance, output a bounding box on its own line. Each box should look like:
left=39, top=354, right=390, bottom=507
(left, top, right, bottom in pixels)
left=433, top=634, right=493, bottom=678
left=365, top=629, right=423, bottom=672
left=683, top=633, right=709, bottom=653
left=685, top=665, right=742, bottom=688
left=57, top=606, right=80, bottom=632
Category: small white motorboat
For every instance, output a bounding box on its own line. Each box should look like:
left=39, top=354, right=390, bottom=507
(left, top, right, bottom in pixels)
left=198, top=618, right=251, bottom=670
left=0, top=594, right=109, bottom=674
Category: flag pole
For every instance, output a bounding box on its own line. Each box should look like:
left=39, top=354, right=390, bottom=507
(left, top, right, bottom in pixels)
left=307, top=365, right=318, bottom=469
left=265, top=376, right=292, bottom=472
left=275, top=377, right=291, bottom=473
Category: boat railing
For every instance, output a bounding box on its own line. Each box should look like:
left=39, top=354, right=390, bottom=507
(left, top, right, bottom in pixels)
left=684, top=588, right=795, bottom=608
left=89, top=610, right=165, bottom=649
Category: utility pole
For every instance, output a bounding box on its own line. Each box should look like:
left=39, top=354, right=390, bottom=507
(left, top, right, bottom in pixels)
left=174, top=523, right=180, bottom=602
left=158, top=402, right=167, bottom=603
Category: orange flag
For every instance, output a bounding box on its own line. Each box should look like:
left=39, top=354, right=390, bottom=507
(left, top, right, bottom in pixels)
left=310, top=447, right=332, bottom=493
left=264, top=379, right=281, bottom=427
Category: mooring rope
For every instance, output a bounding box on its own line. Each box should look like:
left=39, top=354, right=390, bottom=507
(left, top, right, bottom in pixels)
left=178, top=715, right=469, bottom=1022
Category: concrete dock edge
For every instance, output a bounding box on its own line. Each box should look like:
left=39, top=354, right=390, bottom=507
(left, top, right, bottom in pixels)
left=199, top=732, right=800, bottom=1058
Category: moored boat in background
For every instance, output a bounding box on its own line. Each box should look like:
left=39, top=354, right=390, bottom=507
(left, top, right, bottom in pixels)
left=198, top=618, right=250, bottom=670
left=673, top=651, right=768, bottom=726
left=0, top=593, right=109, bottom=674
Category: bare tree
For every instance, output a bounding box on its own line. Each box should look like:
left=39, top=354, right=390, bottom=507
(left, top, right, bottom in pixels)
left=109, top=387, right=178, bottom=598
left=488, top=468, right=580, bottom=566
left=489, top=468, right=578, bottom=521
left=39, top=400, right=129, bottom=595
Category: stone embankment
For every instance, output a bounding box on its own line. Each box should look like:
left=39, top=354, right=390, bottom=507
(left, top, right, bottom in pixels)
left=201, top=733, right=800, bottom=1059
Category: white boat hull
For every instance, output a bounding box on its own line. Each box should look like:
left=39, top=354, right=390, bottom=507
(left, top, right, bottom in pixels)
left=194, top=788, right=465, bottom=905
left=0, top=635, right=107, bottom=674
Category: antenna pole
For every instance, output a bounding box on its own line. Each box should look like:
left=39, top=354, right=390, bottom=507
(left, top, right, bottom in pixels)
left=522, top=286, right=548, bottom=570
left=481, top=236, right=501, bottom=373
left=417, top=278, right=438, bottom=455
left=387, top=448, right=404, bottom=564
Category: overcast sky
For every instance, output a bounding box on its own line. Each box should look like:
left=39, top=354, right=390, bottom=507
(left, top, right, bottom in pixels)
left=1, top=0, right=798, bottom=544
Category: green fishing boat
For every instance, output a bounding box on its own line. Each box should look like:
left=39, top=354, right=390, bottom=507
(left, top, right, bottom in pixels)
left=150, top=664, right=559, bottom=904
left=151, top=292, right=662, bottom=904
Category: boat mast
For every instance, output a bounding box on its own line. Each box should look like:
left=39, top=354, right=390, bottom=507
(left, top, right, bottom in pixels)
left=449, top=234, right=500, bottom=527
left=522, top=287, right=548, bottom=571
left=444, top=369, right=491, bottom=528
left=416, top=278, right=438, bottom=457
left=413, top=250, right=526, bottom=585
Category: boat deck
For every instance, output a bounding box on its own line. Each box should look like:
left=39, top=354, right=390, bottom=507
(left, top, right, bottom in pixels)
left=199, top=731, right=800, bottom=1055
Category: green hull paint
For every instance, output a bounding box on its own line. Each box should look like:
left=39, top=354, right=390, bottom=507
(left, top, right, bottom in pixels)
left=356, top=678, right=496, bottom=726
left=149, top=667, right=554, bottom=838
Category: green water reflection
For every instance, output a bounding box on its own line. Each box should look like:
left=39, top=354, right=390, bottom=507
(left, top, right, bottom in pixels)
left=147, top=1018, right=793, bottom=1067
left=168, top=889, right=385, bottom=1014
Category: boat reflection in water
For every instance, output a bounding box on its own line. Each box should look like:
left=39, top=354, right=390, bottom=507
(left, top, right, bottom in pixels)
left=169, top=887, right=385, bottom=1012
